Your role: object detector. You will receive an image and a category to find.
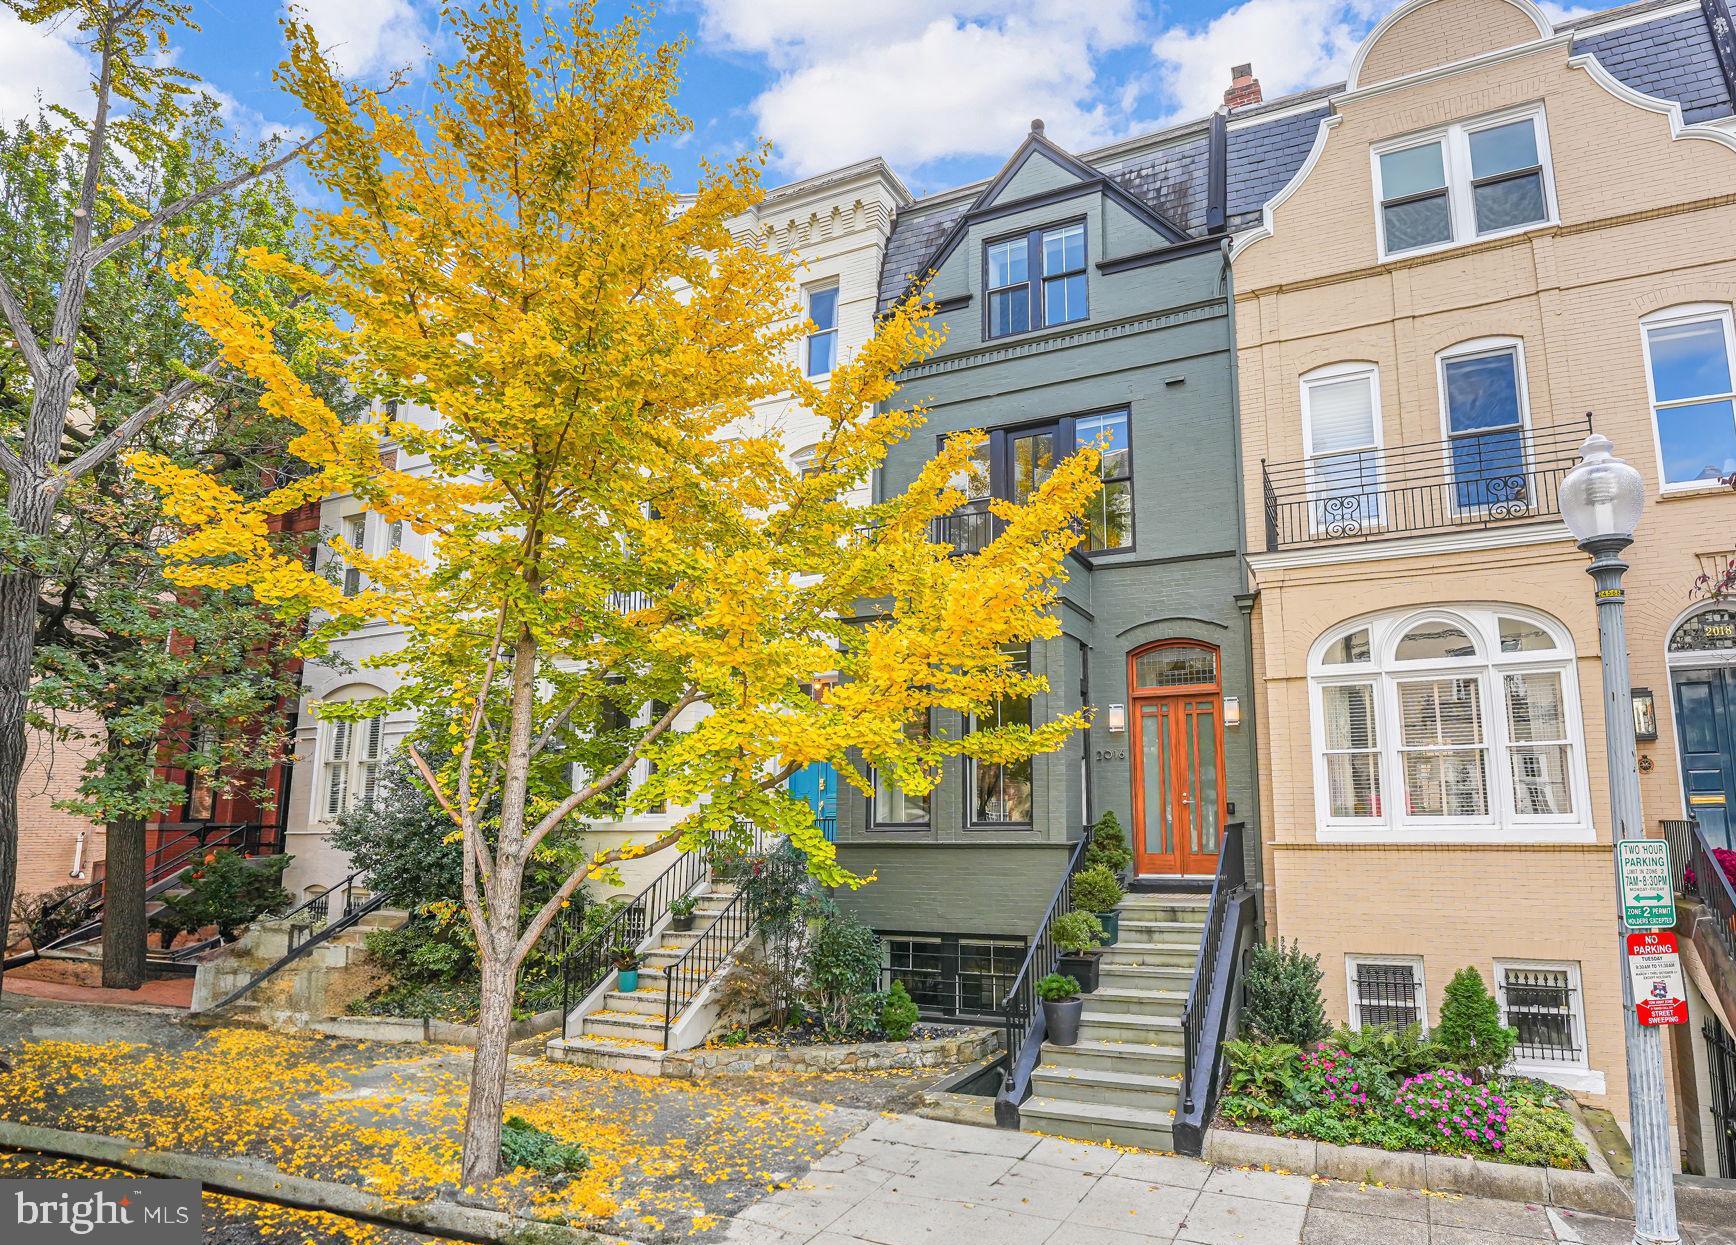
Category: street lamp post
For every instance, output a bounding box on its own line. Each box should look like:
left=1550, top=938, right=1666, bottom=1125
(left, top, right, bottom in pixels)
left=1559, top=433, right=1678, bottom=1245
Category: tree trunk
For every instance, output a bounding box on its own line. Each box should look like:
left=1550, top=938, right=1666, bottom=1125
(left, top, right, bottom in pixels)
left=0, top=559, right=46, bottom=994
left=460, top=946, right=519, bottom=1184
left=100, top=812, right=148, bottom=989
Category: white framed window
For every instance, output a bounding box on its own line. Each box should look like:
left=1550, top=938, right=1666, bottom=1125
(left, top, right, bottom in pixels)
left=1495, top=959, right=1600, bottom=1092
left=1309, top=607, right=1591, bottom=842
left=1436, top=338, right=1531, bottom=514
left=322, top=714, right=383, bottom=819
left=804, top=283, right=838, bottom=376
left=340, top=514, right=367, bottom=597
left=1301, top=363, right=1383, bottom=534
left=1640, top=303, right=1736, bottom=491
left=1372, top=106, right=1555, bottom=260
left=1346, top=955, right=1428, bottom=1033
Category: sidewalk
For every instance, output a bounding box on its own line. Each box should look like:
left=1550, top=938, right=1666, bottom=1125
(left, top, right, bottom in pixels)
left=1, top=971, right=193, bottom=1009
left=718, top=1114, right=1736, bottom=1245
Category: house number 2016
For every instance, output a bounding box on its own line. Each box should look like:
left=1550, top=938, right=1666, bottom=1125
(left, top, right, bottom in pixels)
left=1093, top=748, right=1128, bottom=762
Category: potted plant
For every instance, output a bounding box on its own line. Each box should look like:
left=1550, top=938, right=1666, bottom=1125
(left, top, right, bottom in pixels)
left=1052, top=910, right=1106, bottom=993
left=1070, top=864, right=1124, bottom=946
left=1037, top=972, right=1083, bottom=1046
left=611, top=942, right=641, bottom=993
left=669, top=896, right=697, bottom=932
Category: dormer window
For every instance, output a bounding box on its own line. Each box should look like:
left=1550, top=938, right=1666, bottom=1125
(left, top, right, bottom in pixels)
left=1373, top=107, right=1554, bottom=260
left=985, top=220, right=1088, bottom=339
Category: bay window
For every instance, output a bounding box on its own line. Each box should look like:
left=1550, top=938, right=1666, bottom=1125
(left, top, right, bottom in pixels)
left=1310, top=608, right=1589, bottom=841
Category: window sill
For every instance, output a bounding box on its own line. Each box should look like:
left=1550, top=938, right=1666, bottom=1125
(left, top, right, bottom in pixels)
left=1511, top=1062, right=1603, bottom=1095
left=1315, top=825, right=1596, bottom=845
left=1656, top=483, right=1732, bottom=502
left=983, top=317, right=1090, bottom=346
left=1377, top=218, right=1555, bottom=265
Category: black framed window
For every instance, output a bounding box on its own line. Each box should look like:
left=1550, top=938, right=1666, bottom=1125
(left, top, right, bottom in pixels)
left=971, top=646, right=1033, bottom=826
left=939, top=409, right=1133, bottom=556
left=1350, top=959, right=1425, bottom=1032
left=985, top=220, right=1088, bottom=339
left=872, top=714, right=932, bottom=827
left=882, top=933, right=1025, bottom=1018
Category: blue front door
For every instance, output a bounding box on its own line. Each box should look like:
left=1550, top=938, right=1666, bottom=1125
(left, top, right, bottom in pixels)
left=788, top=762, right=838, bottom=840
left=1673, top=668, right=1736, bottom=852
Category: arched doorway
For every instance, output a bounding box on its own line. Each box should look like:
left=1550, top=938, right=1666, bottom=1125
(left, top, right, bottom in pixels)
left=1668, top=605, right=1736, bottom=851
left=1128, top=641, right=1225, bottom=877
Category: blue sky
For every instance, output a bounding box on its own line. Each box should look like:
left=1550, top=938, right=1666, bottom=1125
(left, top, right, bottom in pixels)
left=0, top=0, right=1587, bottom=196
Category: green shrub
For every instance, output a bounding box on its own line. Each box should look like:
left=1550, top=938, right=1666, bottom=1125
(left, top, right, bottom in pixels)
left=151, top=849, right=292, bottom=944
left=1502, top=1101, right=1586, bottom=1169
left=1070, top=864, right=1124, bottom=914
left=1437, top=967, right=1517, bottom=1081
left=1084, top=811, right=1133, bottom=875
left=1224, top=1039, right=1301, bottom=1101
left=880, top=981, right=919, bottom=1039
left=1052, top=910, right=1105, bottom=954
left=499, top=1116, right=589, bottom=1175
left=1326, top=1023, right=1444, bottom=1080
left=804, top=913, right=882, bottom=1036
left=1036, top=972, right=1080, bottom=1002
left=669, top=897, right=696, bottom=919
left=1243, top=938, right=1328, bottom=1045
left=364, top=919, right=473, bottom=984
left=329, top=757, right=462, bottom=910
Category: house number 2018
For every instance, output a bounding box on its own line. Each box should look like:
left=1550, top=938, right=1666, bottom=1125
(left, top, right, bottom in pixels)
left=1094, top=748, right=1128, bottom=762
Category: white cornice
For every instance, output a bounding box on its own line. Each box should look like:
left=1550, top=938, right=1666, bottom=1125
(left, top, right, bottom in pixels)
left=1567, top=51, right=1736, bottom=156
left=1347, top=0, right=1553, bottom=91
left=1336, top=33, right=1573, bottom=107
left=1228, top=114, right=1341, bottom=263
left=1245, top=520, right=1573, bottom=572
left=761, top=157, right=912, bottom=211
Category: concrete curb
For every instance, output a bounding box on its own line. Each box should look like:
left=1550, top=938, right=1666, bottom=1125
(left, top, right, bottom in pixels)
left=256, top=1008, right=563, bottom=1048
left=1202, top=1127, right=1736, bottom=1220
left=0, top=1118, right=628, bottom=1245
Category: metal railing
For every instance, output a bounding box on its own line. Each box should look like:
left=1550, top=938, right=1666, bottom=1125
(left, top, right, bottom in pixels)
left=659, top=838, right=798, bottom=1045
left=1175, top=821, right=1254, bottom=1156
left=556, top=844, right=709, bottom=1039
left=1664, top=817, right=1736, bottom=967
left=1260, top=416, right=1591, bottom=551
left=198, top=867, right=386, bottom=1012
left=993, top=835, right=1091, bottom=1127
left=606, top=590, right=655, bottom=614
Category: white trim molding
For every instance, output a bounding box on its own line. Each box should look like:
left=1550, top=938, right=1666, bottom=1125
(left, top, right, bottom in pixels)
left=1566, top=52, right=1736, bottom=158
left=1347, top=0, right=1553, bottom=92
left=1230, top=115, right=1342, bottom=262
left=1245, top=519, right=1572, bottom=572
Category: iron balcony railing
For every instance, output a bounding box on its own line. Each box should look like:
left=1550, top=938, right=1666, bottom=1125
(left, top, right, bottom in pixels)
left=1663, top=817, right=1736, bottom=969
left=1260, top=415, right=1592, bottom=551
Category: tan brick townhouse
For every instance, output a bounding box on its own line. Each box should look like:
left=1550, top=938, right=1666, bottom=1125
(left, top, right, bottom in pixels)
left=1230, top=0, right=1736, bottom=1170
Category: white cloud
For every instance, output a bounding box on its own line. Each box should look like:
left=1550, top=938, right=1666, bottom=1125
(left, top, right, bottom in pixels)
left=1148, top=0, right=1378, bottom=124
left=285, top=0, right=435, bottom=80
left=0, top=8, right=92, bottom=124
left=698, top=2, right=1146, bottom=179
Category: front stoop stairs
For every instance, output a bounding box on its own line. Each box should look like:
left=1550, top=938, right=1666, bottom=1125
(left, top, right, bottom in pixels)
left=1019, top=892, right=1207, bottom=1149
left=544, top=882, right=742, bottom=1074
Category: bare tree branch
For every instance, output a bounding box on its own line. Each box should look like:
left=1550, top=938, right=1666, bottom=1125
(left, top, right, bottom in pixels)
left=88, top=133, right=323, bottom=268
left=0, top=272, right=46, bottom=387
left=50, top=357, right=224, bottom=489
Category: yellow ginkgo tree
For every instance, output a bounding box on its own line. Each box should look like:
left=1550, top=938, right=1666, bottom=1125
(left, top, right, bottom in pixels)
left=135, top=0, right=1101, bottom=1183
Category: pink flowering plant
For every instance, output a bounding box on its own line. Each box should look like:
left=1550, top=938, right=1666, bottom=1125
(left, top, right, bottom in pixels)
left=1392, top=1068, right=1510, bottom=1154
left=1298, top=1046, right=1390, bottom=1114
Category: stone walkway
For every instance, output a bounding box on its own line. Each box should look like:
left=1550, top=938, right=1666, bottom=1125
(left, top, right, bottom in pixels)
left=716, top=1114, right=1736, bottom=1245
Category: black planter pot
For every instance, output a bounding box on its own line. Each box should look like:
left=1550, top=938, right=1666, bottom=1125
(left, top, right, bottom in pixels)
left=669, top=912, right=695, bottom=932
left=1095, top=910, right=1120, bottom=946
left=1057, top=951, right=1101, bottom=993
left=1042, top=997, right=1083, bottom=1046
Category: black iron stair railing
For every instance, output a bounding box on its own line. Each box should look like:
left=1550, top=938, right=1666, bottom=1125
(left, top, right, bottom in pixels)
left=197, top=868, right=386, bottom=1012
left=993, top=834, right=1090, bottom=1127
left=1663, top=817, right=1736, bottom=968
left=555, top=841, right=709, bottom=1039
left=1174, top=820, right=1255, bottom=1155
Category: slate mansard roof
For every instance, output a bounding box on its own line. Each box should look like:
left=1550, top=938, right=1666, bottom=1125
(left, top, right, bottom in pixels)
left=873, top=0, right=1736, bottom=311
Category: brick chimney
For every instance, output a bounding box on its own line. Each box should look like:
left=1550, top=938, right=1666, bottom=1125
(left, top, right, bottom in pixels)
left=1224, top=63, right=1263, bottom=109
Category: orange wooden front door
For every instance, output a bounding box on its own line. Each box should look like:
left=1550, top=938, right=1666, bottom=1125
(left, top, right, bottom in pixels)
left=1129, top=644, right=1225, bottom=877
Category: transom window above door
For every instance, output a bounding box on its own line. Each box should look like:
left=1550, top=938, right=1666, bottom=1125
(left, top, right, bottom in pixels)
left=1641, top=304, right=1736, bottom=490
left=985, top=220, right=1088, bottom=339
left=1374, top=108, right=1554, bottom=259
left=1309, top=607, right=1590, bottom=843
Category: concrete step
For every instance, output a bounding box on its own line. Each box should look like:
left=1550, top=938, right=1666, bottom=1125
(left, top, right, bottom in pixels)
left=1117, top=900, right=1209, bottom=924
left=1019, top=1095, right=1175, bottom=1150
left=1098, top=943, right=1199, bottom=969
left=1030, top=1063, right=1182, bottom=1110
left=580, top=1009, right=668, bottom=1044
left=1097, top=963, right=1195, bottom=991
left=1078, top=1009, right=1185, bottom=1045
left=602, top=985, right=670, bottom=1016
left=1039, top=1038, right=1183, bottom=1077
left=1076, top=987, right=1186, bottom=1018
left=1117, top=919, right=1209, bottom=942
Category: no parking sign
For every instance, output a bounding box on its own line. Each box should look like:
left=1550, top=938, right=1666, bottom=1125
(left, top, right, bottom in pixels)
left=1625, top=930, right=1687, bottom=1026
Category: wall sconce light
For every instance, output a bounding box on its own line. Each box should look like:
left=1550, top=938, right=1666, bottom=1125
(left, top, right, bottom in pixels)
left=1224, top=696, right=1241, bottom=727
left=1106, top=703, right=1126, bottom=733
left=1631, top=687, right=1658, bottom=742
